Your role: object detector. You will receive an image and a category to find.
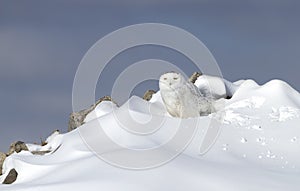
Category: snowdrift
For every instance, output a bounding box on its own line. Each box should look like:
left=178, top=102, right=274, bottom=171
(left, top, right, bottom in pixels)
left=0, top=79, right=300, bottom=191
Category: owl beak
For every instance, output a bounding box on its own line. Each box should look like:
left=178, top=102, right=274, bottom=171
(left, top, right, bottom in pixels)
left=169, top=83, right=172, bottom=86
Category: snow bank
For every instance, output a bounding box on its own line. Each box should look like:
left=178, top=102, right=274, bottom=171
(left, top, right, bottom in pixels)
left=0, top=79, right=300, bottom=191
left=194, top=75, right=240, bottom=99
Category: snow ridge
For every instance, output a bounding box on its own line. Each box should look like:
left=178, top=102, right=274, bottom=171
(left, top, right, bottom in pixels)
left=1, top=78, right=300, bottom=191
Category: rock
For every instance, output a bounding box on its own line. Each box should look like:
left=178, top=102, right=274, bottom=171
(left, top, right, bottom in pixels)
left=40, top=137, right=47, bottom=146
left=68, top=112, right=85, bottom=132
left=0, top=152, right=6, bottom=176
left=52, top=129, right=60, bottom=134
left=189, top=72, right=202, bottom=83
left=2, top=169, right=18, bottom=184
left=7, top=141, right=29, bottom=155
left=68, top=96, right=117, bottom=132
left=143, top=90, right=156, bottom=101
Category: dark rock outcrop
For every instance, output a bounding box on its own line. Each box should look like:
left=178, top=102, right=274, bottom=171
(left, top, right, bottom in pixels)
left=0, top=152, right=6, bottom=176
left=2, top=169, right=18, bottom=184
left=7, top=141, right=29, bottom=155
left=189, top=72, right=202, bottom=83
left=68, top=96, right=117, bottom=132
left=143, top=90, right=156, bottom=101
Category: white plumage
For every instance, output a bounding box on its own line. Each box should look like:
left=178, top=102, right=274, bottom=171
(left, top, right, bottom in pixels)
left=159, top=72, right=215, bottom=118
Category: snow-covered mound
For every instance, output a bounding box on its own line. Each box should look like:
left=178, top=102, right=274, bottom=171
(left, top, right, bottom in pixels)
left=194, top=74, right=239, bottom=99
left=26, top=131, right=63, bottom=154
left=1, top=79, right=300, bottom=191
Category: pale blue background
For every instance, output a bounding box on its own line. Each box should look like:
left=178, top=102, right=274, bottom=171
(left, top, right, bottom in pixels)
left=1, top=0, right=300, bottom=152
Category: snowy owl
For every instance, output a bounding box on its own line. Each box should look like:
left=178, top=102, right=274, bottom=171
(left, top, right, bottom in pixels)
left=159, top=72, right=215, bottom=118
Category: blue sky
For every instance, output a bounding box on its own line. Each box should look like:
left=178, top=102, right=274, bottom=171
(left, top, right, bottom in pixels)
left=1, top=0, right=300, bottom=152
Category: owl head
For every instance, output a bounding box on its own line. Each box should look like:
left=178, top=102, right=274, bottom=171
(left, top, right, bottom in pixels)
left=159, top=72, right=185, bottom=91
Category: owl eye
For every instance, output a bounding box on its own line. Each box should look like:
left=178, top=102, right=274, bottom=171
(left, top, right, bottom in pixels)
left=173, top=77, right=178, bottom=80
left=164, top=78, right=167, bottom=80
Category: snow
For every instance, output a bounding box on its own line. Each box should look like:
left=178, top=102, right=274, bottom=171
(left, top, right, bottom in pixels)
left=194, top=75, right=239, bottom=99
left=269, top=106, right=300, bottom=122
left=26, top=131, right=63, bottom=153
left=0, top=78, right=300, bottom=191
left=225, top=96, right=266, bottom=109
left=84, top=101, right=118, bottom=123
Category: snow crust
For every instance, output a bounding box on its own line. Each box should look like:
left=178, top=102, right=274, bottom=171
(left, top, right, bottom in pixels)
left=1, top=78, right=300, bottom=191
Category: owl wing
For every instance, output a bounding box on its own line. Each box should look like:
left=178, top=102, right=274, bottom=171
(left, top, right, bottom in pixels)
left=186, top=81, right=214, bottom=113
left=186, top=81, right=204, bottom=97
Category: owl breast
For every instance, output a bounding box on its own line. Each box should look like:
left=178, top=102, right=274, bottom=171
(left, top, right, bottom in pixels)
left=160, top=89, right=182, bottom=117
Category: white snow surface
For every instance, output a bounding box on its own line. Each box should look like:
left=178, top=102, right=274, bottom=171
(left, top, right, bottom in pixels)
left=1, top=79, right=300, bottom=191
left=26, top=131, right=63, bottom=153
left=84, top=101, right=118, bottom=123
